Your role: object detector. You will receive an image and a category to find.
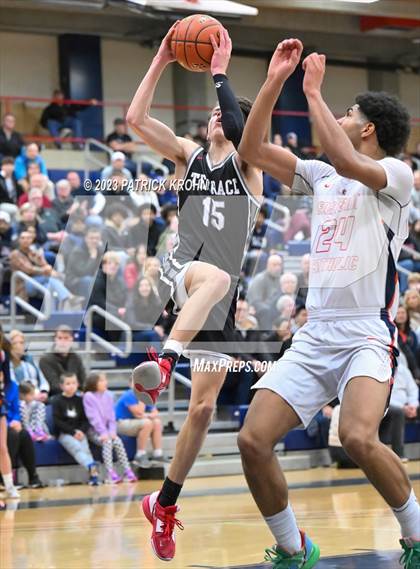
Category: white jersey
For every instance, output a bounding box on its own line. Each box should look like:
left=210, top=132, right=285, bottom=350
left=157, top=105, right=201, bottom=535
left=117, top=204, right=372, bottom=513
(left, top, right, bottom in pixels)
left=293, top=157, right=413, bottom=319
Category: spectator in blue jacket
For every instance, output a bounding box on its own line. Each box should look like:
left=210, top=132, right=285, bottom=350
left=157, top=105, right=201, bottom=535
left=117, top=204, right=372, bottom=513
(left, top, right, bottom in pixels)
left=14, top=143, right=47, bottom=182
left=3, top=354, right=43, bottom=488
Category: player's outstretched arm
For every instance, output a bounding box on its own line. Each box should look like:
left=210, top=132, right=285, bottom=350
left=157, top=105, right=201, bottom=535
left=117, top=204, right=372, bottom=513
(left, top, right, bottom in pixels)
left=238, top=39, right=302, bottom=187
left=126, top=22, right=198, bottom=164
left=210, top=28, right=244, bottom=148
left=302, top=53, right=387, bottom=192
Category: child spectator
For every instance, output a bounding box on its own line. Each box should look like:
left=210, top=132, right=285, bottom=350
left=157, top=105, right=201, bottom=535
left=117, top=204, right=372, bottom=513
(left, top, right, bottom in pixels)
left=115, top=388, right=163, bottom=468
left=18, top=382, right=50, bottom=442
left=52, top=372, right=99, bottom=485
left=83, top=372, right=136, bottom=484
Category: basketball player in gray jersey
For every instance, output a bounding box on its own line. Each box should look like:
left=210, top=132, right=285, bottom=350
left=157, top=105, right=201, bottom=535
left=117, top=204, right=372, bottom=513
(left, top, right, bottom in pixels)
left=126, top=23, right=262, bottom=561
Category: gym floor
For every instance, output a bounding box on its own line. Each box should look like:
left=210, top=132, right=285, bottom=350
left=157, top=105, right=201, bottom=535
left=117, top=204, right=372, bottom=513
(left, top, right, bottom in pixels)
left=1, top=462, right=419, bottom=568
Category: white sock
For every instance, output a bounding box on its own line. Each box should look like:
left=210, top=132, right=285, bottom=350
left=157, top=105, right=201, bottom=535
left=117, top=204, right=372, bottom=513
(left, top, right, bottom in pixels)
left=135, top=450, right=147, bottom=458
left=264, top=504, right=302, bottom=555
left=393, top=489, right=420, bottom=540
left=153, top=449, right=163, bottom=458
left=162, top=339, right=183, bottom=358
left=3, top=473, right=15, bottom=492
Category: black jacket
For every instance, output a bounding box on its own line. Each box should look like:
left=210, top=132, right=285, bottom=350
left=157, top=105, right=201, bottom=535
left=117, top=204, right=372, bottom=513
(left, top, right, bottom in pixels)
left=40, top=103, right=86, bottom=128
left=39, top=351, right=86, bottom=396
left=52, top=393, right=90, bottom=435
left=0, top=129, right=24, bottom=158
left=64, top=242, right=105, bottom=291
left=127, top=220, right=164, bottom=256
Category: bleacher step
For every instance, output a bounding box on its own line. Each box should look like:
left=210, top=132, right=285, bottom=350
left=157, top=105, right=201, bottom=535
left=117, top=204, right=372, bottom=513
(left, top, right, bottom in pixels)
left=167, top=453, right=311, bottom=478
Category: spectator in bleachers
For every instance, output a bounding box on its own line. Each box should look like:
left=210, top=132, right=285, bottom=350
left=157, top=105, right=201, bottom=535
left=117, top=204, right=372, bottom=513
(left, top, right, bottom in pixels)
left=16, top=204, right=48, bottom=248
left=0, top=157, right=23, bottom=215
left=278, top=272, right=298, bottom=297
left=66, top=171, right=100, bottom=223
left=156, top=205, right=178, bottom=257
left=143, top=256, right=161, bottom=293
left=123, top=244, right=147, bottom=291
left=9, top=329, right=50, bottom=399
left=247, top=254, right=283, bottom=308
left=102, top=203, right=129, bottom=252
left=39, top=325, right=86, bottom=397
left=245, top=206, right=268, bottom=275
left=411, top=170, right=420, bottom=209
left=52, top=179, right=77, bottom=229
left=399, top=219, right=420, bottom=293
left=293, top=305, right=308, bottom=332
left=379, top=353, right=418, bottom=460
left=296, top=253, right=310, bottom=303
left=404, top=289, right=420, bottom=332
left=40, top=90, right=96, bottom=150
left=19, top=185, right=52, bottom=211
left=115, top=388, right=163, bottom=468
left=130, top=173, right=162, bottom=214
left=106, top=118, right=137, bottom=177
left=83, top=372, right=137, bottom=483
left=408, top=273, right=420, bottom=293
left=52, top=372, right=99, bottom=485
left=285, top=132, right=303, bottom=158
left=14, top=143, right=47, bottom=183
left=263, top=317, right=293, bottom=362
left=125, top=276, right=165, bottom=344
left=101, top=151, right=133, bottom=182
left=0, top=211, right=13, bottom=305
left=19, top=170, right=55, bottom=203
left=88, top=252, right=126, bottom=340
left=10, top=231, right=81, bottom=310
left=0, top=114, right=24, bottom=160
left=18, top=382, right=50, bottom=442
left=275, top=294, right=295, bottom=325
left=4, top=375, right=44, bottom=488
left=1, top=327, right=44, bottom=489
left=262, top=134, right=284, bottom=201
left=127, top=204, right=164, bottom=257
left=68, top=171, right=83, bottom=195
left=22, top=189, right=65, bottom=254
left=64, top=226, right=104, bottom=298
left=193, top=121, right=208, bottom=149
left=396, top=305, right=420, bottom=380
left=219, top=299, right=263, bottom=406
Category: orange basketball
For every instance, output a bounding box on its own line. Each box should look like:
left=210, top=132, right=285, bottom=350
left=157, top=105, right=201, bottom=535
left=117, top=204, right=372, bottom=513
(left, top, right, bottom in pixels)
left=171, top=14, right=222, bottom=72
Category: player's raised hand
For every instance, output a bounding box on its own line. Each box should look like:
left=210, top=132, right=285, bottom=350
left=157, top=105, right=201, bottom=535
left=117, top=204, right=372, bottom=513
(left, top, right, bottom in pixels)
left=267, top=39, right=303, bottom=81
left=302, top=52, right=326, bottom=96
left=210, top=27, right=232, bottom=76
left=156, top=21, right=180, bottom=65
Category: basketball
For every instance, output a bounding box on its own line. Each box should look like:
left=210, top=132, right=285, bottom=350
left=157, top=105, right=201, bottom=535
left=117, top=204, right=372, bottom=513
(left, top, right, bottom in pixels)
left=171, top=14, right=222, bottom=72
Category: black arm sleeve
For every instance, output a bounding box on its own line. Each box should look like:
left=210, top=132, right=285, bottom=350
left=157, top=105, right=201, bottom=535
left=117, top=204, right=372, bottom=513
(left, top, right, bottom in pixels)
left=212, top=74, right=244, bottom=149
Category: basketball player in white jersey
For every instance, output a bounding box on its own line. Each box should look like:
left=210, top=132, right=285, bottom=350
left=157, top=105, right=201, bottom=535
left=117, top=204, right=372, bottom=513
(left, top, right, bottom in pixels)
left=126, top=24, right=262, bottom=561
left=237, top=39, right=419, bottom=568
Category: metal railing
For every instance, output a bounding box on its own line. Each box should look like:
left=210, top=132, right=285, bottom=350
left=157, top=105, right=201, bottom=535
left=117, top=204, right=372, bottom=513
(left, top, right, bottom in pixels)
left=84, top=137, right=170, bottom=180
left=10, top=271, right=52, bottom=329
left=84, top=138, right=113, bottom=180
left=84, top=304, right=132, bottom=371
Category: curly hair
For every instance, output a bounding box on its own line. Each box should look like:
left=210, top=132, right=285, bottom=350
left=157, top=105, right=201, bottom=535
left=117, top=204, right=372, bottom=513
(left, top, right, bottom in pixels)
left=355, top=91, right=411, bottom=157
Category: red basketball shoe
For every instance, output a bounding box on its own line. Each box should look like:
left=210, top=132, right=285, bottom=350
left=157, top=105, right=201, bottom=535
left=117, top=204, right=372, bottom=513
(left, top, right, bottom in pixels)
left=132, top=348, right=174, bottom=405
left=142, top=491, right=184, bottom=562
